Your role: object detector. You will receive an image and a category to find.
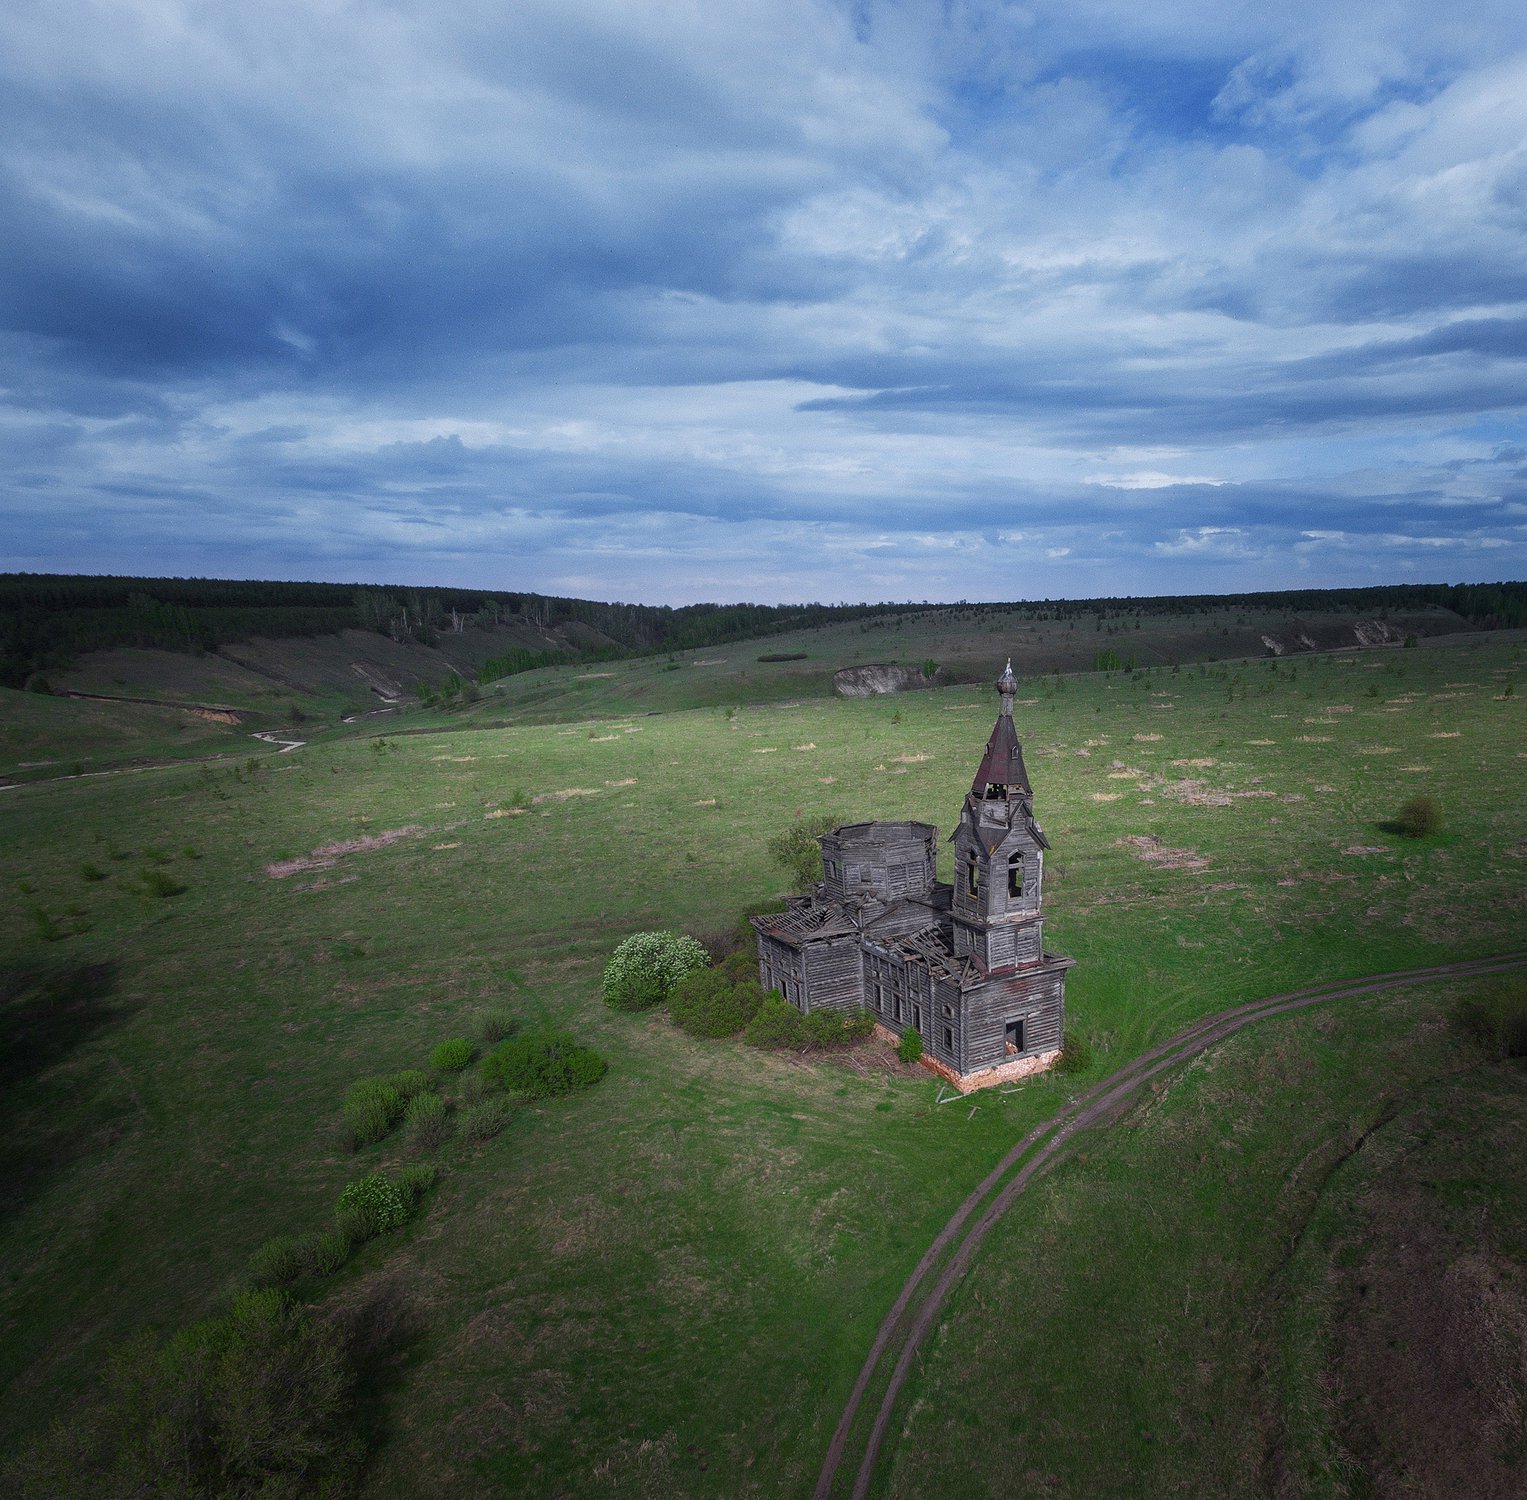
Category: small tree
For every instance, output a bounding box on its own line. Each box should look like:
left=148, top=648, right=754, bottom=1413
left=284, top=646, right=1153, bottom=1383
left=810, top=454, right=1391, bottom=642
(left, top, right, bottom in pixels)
left=898, top=1027, right=923, bottom=1065
left=767, top=814, right=838, bottom=893
left=1394, top=794, right=1442, bottom=838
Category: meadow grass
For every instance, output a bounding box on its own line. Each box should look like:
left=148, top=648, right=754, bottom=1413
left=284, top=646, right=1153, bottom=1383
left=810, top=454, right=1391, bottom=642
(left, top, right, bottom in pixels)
left=878, top=981, right=1525, bottom=1498
left=0, top=635, right=1521, bottom=1494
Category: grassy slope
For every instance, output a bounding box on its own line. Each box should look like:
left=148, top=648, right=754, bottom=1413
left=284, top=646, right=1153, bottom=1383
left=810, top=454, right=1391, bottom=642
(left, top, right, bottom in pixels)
left=880, top=985, right=1525, bottom=1499
left=0, top=686, right=254, bottom=778
left=0, top=637, right=1521, bottom=1494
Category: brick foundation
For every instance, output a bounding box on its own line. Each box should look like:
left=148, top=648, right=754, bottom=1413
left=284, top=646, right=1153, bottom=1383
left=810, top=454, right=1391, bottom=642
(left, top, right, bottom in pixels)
left=875, top=1023, right=1061, bottom=1094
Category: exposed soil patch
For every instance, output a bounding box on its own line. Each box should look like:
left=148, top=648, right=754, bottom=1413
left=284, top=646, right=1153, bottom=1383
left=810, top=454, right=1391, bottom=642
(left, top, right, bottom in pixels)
left=1118, top=834, right=1210, bottom=870
left=267, top=825, right=423, bottom=878
left=1159, top=779, right=1233, bottom=807
left=1328, top=1109, right=1527, bottom=1498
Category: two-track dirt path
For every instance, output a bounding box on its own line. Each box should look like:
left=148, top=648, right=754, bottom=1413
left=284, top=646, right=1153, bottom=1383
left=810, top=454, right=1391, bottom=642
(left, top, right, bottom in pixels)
left=815, top=950, right=1527, bottom=1500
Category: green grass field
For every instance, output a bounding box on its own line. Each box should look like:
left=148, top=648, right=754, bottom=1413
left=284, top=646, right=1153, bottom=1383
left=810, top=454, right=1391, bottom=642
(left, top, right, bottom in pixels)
left=1, top=633, right=1522, bottom=1494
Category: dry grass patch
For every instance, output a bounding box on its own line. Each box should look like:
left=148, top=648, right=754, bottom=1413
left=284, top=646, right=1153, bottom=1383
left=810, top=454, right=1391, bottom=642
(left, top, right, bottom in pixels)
left=532, top=788, right=601, bottom=804
left=265, top=824, right=423, bottom=878
left=1117, top=834, right=1210, bottom=870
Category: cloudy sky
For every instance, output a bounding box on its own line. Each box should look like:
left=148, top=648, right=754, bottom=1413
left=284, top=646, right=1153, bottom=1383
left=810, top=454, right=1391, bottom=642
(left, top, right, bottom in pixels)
left=3, top=2, right=1526, bottom=604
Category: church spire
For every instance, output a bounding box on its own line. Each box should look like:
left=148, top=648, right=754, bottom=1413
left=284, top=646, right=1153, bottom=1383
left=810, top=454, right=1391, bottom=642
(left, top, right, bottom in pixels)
left=970, top=659, right=1031, bottom=799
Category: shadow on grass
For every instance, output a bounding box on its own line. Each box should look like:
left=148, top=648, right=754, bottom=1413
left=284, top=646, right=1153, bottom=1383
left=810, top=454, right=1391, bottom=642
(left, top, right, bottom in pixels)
left=334, top=1275, right=429, bottom=1466
left=0, top=960, right=136, bottom=1211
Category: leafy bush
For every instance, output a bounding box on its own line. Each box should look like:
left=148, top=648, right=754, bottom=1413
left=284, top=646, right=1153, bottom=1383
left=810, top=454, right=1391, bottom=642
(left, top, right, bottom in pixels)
left=335, top=1173, right=410, bottom=1242
left=744, top=993, right=807, bottom=1049
left=670, top=971, right=766, bottom=1039
left=766, top=814, right=838, bottom=893
left=403, top=1091, right=452, bottom=1153
left=1057, top=1027, right=1094, bottom=1074
left=457, top=1071, right=491, bottom=1108
left=482, top=1030, right=608, bottom=1098
left=395, top=1163, right=438, bottom=1206
left=602, top=930, right=708, bottom=1012
left=1393, top=794, right=1443, bottom=837
left=342, top=1079, right=405, bottom=1148
left=429, top=1038, right=474, bottom=1072
left=1454, top=978, right=1527, bottom=1059
left=803, top=1007, right=873, bottom=1049
left=8, top=1288, right=360, bottom=1500
left=477, top=1008, right=518, bottom=1044
left=303, top=1230, right=350, bottom=1278
left=720, top=946, right=759, bottom=983
left=898, top=1027, right=924, bottom=1065
left=386, top=1069, right=432, bottom=1101
left=248, top=1235, right=309, bottom=1289
left=461, top=1097, right=510, bottom=1141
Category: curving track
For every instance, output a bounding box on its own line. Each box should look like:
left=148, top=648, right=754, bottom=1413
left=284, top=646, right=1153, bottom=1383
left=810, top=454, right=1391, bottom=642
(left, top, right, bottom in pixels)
left=815, top=951, right=1527, bottom=1500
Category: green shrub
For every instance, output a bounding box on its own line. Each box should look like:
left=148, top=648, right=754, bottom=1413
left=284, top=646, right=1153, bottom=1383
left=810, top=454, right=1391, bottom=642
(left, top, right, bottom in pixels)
left=1454, top=978, right=1527, bottom=1059
left=670, top=971, right=766, bottom=1039
left=602, top=930, right=708, bottom=1011
left=248, top=1235, right=308, bottom=1289
left=744, top=993, right=807, bottom=1049
left=342, top=1079, right=404, bottom=1148
left=461, top=1097, right=511, bottom=1141
left=139, top=867, right=186, bottom=898
left=386, top=1069, right=432, bottom=1101
left=29, top=908, right=63, bottom=942
left=302, top=1230, right=350, bottom=1278
left=8, top=1288, right=360, bottom=1500
left=482, top=1030, right=608, bottom=1098
left=403, top=1091, right=452, bottom=1153
left=457, top=1071, right=491, bottom=1108
left=841, top=1008, right=876, bottom=1043
left=335, top=1173, right=409, bottom=1242
left=79, top=861, right=106, bottom=882
left=395, top=1163, right=438, bottom=1206
left=1057, top=1027, right=1094, bottom=1074
left=898, top=1027, right=923, bottom=1065
left=1393, top=794, right=1443, bottom=837
left=766, top=814, right=838, bottom=893
left=477, top=1008, right=518, bottom=1044
left=429, top=1038, right=474, bottom=1072
left=802, top=1007, right=872, bottom=1049
left=720, top=946, right=758, bottom=983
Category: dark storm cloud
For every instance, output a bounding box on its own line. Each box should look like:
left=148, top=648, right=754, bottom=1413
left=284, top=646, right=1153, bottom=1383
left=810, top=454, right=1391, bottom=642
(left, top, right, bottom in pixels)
left=2, top=2, right=1525, bottom=600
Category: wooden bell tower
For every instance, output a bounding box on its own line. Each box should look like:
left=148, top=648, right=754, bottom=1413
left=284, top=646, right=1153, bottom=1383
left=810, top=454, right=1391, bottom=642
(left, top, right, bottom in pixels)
left=950, top=660, right=1051, bottom=974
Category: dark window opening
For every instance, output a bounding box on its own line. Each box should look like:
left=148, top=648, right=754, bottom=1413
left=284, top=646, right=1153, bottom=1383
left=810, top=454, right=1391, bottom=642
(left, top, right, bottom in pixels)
left=1005, top=1019, right=1025, bottom=1056
left=966, top=858, right=980, bottom=897
left=942, top=1025, right=953, bottom=1052
left=1008, top=851, right=1024, bottom=897
left=914, top=1004, right=923, bottom=1033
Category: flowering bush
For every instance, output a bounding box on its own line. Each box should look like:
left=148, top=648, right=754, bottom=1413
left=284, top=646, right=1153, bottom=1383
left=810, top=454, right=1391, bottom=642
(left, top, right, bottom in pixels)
left=602, top=930, right=708, bottom=1012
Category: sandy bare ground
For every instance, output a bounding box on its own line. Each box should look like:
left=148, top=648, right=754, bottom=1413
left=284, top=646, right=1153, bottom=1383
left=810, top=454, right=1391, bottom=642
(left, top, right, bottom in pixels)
left=815, top=949, right=1527, bottom=1500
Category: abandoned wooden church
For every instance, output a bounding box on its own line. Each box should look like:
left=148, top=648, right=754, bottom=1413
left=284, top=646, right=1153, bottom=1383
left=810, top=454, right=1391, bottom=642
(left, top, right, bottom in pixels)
left=751, top=662, right=1073, bottom=1091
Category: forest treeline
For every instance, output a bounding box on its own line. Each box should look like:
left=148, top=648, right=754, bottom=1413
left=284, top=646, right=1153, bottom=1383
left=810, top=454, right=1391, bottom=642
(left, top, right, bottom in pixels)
left=2, top=572, right=1524, bottom=690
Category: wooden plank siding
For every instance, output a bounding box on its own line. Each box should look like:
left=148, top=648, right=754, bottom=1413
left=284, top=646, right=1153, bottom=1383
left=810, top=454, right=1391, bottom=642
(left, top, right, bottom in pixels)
left=959, top=963, right=1069, bottom=1071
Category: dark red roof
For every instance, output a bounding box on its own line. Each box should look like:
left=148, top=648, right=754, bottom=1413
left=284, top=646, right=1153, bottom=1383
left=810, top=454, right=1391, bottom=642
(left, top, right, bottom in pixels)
left=970, top=711, right=1031, bottom=797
